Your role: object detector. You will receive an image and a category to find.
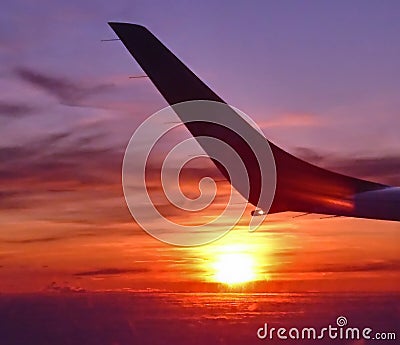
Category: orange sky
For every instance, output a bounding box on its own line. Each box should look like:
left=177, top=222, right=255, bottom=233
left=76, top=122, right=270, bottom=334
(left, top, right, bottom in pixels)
left=1, top=156, right=399, bottom=293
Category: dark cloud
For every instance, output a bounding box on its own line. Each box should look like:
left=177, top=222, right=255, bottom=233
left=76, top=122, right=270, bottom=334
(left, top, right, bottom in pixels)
left=14, top=67, right=114, bottom=106
left=0, top=131, right=122, bottom=185
left=0, top=125, right=226, bottom=227
left=275, top=259, right=400, bottom=274
left=294, top=147, right=325, bottom=164
left=328, top=156, right=400, bottom=186
left=294, top=147, right=400, bottom=185
left=0, top=131, right=70, bottom=168
left=1, top=237, right=61, bottom=244
left=0, top=190, right=30, bottom=210
left=0, top=102, right=36, bottom=118
left=320, top=260, right=400, bottom=273
left=0, top=128, right=129, bottom=225
left=74, top=268, right=149, bottom=277
left=0, top=231, right=97, bottom=245
left=44, top=281, right=86, bottom=293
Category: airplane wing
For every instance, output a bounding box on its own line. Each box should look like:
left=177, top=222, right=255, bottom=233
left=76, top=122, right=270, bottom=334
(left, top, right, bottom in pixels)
left=109, top=22, right=399, bottom=222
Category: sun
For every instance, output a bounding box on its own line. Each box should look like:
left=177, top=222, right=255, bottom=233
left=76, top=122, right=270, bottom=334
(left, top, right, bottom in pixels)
left=213, top=252, right=255, bottom=285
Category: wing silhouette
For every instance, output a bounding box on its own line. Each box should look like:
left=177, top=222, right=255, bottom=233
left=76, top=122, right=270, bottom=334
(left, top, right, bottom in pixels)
left=109, top=22, right=399, bottom=222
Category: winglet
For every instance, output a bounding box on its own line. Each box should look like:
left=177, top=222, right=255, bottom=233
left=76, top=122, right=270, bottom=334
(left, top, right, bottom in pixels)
left=108, top=22, right=224, bottom=105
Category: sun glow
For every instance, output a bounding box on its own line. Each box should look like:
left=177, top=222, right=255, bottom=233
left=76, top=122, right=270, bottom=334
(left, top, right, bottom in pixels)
left=213, top=252, right=256, bottom=285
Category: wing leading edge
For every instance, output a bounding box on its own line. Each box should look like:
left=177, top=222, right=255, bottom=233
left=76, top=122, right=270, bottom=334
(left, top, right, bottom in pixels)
left=109, top=22, right=399, bottom=222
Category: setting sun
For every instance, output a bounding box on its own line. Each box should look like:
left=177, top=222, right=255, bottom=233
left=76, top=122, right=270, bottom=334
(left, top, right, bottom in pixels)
left=213, top=253, right=256, bottom=285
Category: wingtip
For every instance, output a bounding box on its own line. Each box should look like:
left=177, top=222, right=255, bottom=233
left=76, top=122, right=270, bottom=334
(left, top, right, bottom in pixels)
left=108, top=22, right=147, bottom=30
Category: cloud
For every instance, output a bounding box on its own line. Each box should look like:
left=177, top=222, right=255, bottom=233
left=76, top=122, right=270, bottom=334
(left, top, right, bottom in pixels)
left=1, top=236, right=62, bottom=244
left=314, top=260, right=400, bottom=273
left=293, top=147, right=325, bottom=164
left=0, top=130, right=121, bottom=186
left=44, top=281, right=86, bottom=293
left=275, top=259, right=400, bottom=274
left=0, top=122, right=232, bottom=229
left=0, top=190, right=30, bottom=210
left=14, top=67, right=114, bottom=106
left=294, top=147, right=400, bottom=185
left=0, top=127, right=131, bottom=227
left=327, top=156, right=400, bottom=185
left=259, top=113, right=323, bottom=128
left=0, top=231, right=95, bottom=244
left=74, top=267, right=149, bottom=277
left=0, top=102, right=36, bottom=118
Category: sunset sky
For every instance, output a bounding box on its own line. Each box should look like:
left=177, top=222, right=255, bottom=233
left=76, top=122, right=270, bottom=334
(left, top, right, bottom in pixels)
left=1, top=0, right=399, bottom=294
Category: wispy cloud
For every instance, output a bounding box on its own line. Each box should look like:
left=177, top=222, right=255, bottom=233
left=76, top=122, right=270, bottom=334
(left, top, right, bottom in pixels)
left=74, top=267, right=149, bottom=277
left=1, top=236, right=62, bottom=244
left=0, top=127, right=129, bottom=228
left=0, top=130, right=121, bottom=187
left=316, top=260, right=400, bottom=273
left=44, top=281, right=86, bottom=293
left=258, top=113, right=324, bottom=129
left=294, top=147, right=400, bottom=185
left=14, top=67, right=114, bottom=106
left=273, top=259, right=400, bottom=274
left=0, top=101, right=36, bottom=118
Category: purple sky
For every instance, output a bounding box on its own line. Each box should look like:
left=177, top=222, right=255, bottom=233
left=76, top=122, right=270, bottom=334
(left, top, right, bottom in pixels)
left=0, top=1, right=399, bottom=293
left=1, top=0, right=399, bottom=160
